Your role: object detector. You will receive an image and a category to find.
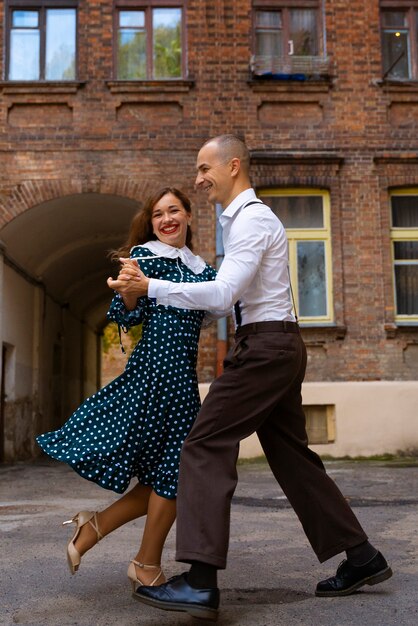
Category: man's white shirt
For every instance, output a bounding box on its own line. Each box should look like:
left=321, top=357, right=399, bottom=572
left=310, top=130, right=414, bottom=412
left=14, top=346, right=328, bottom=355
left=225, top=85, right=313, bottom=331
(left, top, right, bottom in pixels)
left=148, top=188, right=295, bottom=325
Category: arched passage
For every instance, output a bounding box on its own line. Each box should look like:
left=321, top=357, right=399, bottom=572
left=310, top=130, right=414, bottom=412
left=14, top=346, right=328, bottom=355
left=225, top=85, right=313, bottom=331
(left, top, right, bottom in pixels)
left=0, top=193, right=139, bottom=461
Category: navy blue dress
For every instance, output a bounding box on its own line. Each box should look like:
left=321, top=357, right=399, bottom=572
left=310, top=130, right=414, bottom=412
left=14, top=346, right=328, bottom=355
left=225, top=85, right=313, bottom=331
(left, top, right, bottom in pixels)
left=36, top=245, right=216, bottom=498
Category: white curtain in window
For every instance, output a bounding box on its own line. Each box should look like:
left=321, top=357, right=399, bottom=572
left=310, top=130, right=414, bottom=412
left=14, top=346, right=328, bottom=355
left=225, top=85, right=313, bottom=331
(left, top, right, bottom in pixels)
left=290, top=9, right=318, bottom=56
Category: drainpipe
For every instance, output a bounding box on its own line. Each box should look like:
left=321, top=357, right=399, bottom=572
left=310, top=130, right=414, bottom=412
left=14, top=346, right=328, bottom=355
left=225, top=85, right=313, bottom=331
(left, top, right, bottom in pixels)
left=215, top=204, right=227, bottom=376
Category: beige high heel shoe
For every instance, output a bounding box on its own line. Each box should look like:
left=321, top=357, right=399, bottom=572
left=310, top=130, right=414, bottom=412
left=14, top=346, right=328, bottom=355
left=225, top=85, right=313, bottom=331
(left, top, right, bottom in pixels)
left=127, top=560, right=164, bottom=591
left=62, top=511, right=103, bottom=574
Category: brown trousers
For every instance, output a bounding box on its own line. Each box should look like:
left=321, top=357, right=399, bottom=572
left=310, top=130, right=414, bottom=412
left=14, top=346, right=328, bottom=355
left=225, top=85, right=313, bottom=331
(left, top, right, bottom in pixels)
left=176, top=321, right=367, bottom=569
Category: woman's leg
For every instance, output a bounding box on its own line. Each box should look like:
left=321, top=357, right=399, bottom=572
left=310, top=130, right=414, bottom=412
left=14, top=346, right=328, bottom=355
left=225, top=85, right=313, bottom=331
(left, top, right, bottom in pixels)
left=74, top=483, right=152, bottom=556
left=132, top=490, right=177, bottom=585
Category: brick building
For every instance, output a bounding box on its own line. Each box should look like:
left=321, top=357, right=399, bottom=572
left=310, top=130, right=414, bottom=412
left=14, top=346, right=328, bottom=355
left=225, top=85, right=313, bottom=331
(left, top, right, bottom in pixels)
left=0, top=0, right=417, bottom=462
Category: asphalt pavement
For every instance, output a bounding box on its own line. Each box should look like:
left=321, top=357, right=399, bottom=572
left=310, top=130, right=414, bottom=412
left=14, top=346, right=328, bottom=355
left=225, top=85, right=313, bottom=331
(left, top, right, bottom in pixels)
left=1, top=458, right=417, bottom=626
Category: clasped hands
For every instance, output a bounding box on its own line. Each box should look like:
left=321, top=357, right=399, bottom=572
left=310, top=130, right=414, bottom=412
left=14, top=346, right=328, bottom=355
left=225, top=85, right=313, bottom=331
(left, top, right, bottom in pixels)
left=107, top=258, right=149, bottom=308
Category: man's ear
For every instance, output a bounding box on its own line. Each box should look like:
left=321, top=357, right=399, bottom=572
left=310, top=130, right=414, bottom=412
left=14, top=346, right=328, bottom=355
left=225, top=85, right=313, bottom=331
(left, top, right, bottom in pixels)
left=230, top=157, right=241, bottom=178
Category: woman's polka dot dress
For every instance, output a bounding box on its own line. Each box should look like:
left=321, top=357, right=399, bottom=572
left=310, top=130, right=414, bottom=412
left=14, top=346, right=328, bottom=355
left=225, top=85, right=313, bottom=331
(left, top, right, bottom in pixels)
left=36, top=246, right=217, bottom=499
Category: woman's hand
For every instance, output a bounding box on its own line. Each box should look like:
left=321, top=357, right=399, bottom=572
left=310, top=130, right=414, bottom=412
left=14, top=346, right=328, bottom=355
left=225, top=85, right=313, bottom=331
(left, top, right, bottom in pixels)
left=107, top=258, right=150, bottom=309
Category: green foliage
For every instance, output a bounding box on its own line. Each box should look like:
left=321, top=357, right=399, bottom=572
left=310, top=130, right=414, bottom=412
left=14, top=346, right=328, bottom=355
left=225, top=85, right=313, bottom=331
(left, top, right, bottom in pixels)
left=116, top=23, right=181, bottom=79
left=117, top=31, right=146, bottom=79
left=154, top=24, right=181, bottom=78
left=102, top=322, right=142, bottom=357
left=102, top=322, right=119, bottom=354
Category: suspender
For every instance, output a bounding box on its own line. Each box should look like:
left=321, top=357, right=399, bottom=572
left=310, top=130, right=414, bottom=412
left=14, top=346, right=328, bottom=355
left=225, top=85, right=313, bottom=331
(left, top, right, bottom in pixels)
left=233, top=198, right=298, bottom=326
left=233, top=200, right=263, bottom=327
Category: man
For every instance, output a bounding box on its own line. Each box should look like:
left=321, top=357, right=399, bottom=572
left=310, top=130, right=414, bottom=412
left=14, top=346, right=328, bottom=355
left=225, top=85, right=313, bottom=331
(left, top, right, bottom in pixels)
left=110, top=135, right=392, bottom=622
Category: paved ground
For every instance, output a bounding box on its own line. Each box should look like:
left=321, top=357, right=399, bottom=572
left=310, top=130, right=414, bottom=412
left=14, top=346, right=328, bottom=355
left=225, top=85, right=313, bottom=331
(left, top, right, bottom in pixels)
left=1, top=458, right=418, bottom=626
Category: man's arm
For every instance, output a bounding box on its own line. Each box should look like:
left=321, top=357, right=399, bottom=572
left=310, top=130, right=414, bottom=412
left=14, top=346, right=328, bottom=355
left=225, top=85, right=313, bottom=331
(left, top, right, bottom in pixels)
left=116, top=214, right=271, bottom=310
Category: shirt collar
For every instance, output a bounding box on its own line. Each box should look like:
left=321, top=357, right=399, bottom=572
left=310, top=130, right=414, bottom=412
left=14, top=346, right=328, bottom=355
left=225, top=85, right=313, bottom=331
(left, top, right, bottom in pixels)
left=131, top=240, right=206, bottom=275
left=219, top=188, right=257, bottom=225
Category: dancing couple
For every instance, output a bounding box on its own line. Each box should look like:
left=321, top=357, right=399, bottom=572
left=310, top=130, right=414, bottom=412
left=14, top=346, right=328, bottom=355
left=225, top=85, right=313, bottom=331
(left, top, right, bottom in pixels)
left=37, top=134, right=392, bottom=622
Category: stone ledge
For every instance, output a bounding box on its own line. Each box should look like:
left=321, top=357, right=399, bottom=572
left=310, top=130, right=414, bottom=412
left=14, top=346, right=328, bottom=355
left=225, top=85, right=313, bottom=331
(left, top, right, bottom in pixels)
left=0, top=81, right=86, bottom=95
left=374, top=152, right=418, bottom=164
left=385, top=322, right=418, bottom=338
left=250, top=151, right=344, bottom=166
left=373, top=78, right=418, bottom=93
left=300, top=324, right=347, bottom=344
left=106, top=79, right=195, bottom=94
left=248, top=78, right=332, bottom=93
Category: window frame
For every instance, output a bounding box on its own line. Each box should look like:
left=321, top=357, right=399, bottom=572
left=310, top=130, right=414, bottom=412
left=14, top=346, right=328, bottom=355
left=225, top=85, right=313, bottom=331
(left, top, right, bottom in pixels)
left=5, top=0, right=79, bottom=81
left=304, top=404, right=336, bottom=445
left=380, top=1, right=418, bottom=80
left=389, top=189, right=418, bottom=323
left=258, top=188, right=334, bottom=324
left=252, top=0, right=324, bottom=63
left=114, top=0, right=186, bottom=81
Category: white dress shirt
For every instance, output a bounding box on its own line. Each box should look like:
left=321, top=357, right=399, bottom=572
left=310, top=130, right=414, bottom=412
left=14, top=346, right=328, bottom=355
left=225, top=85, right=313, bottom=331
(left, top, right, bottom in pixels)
left=148, top=188, right=295, bottom=325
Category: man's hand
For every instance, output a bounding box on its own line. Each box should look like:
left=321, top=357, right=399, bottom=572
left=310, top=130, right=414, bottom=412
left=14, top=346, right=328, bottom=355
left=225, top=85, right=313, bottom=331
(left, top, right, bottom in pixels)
left=107, top=258, right=150, bottom=308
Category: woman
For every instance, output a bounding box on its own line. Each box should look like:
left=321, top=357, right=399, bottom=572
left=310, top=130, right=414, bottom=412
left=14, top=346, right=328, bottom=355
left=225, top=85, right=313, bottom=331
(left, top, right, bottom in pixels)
left=36, top=187, right=218, bottom=589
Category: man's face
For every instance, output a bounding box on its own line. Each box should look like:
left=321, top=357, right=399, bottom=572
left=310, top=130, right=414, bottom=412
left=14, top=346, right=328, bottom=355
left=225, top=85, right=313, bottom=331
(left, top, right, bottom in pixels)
left=195, top=142, right=233, bottom=207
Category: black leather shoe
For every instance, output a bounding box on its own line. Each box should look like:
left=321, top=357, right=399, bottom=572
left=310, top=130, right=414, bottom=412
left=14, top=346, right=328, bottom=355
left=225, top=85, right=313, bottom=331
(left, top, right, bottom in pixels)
left=132, top=572, right=220, bottom=621
left=316, top=551, right=392, bottom=597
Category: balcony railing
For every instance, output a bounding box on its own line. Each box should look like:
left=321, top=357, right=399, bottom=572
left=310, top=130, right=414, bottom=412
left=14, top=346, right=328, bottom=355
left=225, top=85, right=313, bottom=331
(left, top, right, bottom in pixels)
left=250, top=55, right=331, bottom=78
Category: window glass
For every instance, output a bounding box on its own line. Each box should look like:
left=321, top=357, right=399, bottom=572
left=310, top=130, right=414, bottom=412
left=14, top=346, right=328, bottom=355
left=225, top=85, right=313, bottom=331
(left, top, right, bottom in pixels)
left=259, top=190, right=332, bottom=322
left=120, top=10, right=145, bottom=28
left=45, top=9, right=76, bottom=80
left=391, top=196, right=418, bottom=227
left=394, top=266, right=418, bottom=314
left=9, top=6, right=77, bottom=80
left=382, top=29, right=410, bottom=78
left=10, top=20, right=40, bottom=79
left=394, top=241, right=418, bottom=259
left=382, top=10, right=406, bottom=28
left=416, top=11, right=418, bottom=61
left=267, top=195, right=324, bottom=228
left=297, top=241, right=327, bottom=317
left=256, top=10, right=282, bottom=28
left=290, top=9, right=318, bottom=56
left=118, top=10, right=146, bottom=79
left=256, top=10, right=282, bottom=57
left=153, top=8, right=182, bottom=78
left=390, top=193, right=418, bottom=318
left=12, top=10, right=38, bottom=28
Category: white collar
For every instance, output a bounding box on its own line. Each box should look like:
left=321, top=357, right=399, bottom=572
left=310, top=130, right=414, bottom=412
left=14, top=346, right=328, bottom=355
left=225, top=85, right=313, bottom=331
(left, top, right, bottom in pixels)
left=219, top=188, right=258, bottom=225
left=130, top=240, right=206, bottom=275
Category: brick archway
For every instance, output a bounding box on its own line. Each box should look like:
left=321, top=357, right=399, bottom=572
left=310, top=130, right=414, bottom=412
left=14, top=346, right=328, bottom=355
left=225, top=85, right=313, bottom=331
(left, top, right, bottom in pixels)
left=0, top=188, right=149, bottom=461
left=0, top=177, right=159, bottom=229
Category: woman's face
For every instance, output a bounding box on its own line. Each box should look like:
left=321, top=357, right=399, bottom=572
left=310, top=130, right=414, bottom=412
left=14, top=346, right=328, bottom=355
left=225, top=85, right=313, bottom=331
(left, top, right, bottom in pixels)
left=151, top=193, right=190, bottom=248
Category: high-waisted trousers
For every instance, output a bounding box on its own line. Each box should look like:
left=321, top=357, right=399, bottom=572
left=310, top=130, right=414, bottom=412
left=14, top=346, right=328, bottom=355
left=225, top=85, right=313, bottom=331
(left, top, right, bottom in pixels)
left=176, top=321, right=367, bottom=569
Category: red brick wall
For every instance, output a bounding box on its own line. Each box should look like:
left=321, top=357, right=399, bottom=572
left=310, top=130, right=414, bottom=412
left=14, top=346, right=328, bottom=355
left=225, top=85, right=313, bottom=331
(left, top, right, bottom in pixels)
left=1, top=0, right=418, bottom=382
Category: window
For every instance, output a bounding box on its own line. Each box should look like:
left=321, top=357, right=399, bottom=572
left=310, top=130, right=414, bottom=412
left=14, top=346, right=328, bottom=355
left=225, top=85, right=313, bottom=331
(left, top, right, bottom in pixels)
left=390, top=191, right=418, bottom=321
left=7, top=1, right=77, bottom=81
left=258, top=189, right=333, bottom=323
left=380, top=2, right=418, bottom=80
left=116, top=3, right=183, bottom=80
left=304, top=405, right=335, bottom=444
left=251, top=1, right=329, bottom=77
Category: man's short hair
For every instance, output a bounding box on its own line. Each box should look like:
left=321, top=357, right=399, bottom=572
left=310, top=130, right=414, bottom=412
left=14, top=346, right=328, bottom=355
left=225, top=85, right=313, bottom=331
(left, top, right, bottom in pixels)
left=204, top=134, right=250, bottom=175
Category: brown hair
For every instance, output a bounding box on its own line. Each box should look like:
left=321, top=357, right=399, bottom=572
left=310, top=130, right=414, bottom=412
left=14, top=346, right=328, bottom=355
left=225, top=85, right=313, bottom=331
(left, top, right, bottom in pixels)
left=111, top=187, right=193, bottom=261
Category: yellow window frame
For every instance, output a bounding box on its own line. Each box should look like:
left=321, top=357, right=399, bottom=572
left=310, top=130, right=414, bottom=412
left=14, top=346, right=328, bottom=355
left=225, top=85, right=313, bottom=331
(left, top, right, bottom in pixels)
left=389, top=188, right=418, bottom=323
left=258, top=188, right=333, bottom=324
